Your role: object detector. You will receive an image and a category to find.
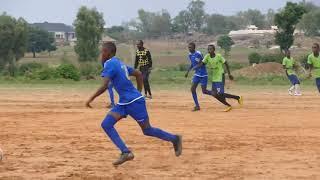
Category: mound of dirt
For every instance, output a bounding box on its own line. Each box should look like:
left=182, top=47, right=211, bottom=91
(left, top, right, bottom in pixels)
left=234, top=62, right=285, bottom=78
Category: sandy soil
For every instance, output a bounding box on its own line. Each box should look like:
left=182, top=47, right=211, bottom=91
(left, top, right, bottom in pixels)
left=0, top=86, right=320, bottom=180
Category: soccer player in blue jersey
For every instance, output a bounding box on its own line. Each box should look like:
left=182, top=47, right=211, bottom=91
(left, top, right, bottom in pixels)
left=86, top=42, right=182, bottom=166
left=185, top=42, right=209, bottom=111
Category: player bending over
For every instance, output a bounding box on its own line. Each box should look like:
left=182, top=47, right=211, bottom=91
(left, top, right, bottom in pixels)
left=282, top=50, right=302, bottom=96
left=307, top=43, right=320, bottom=93
left=193, top=44, right=243, bottom=112
left=185, top=42, right=210, bottom=111
left=86, top=42, right=182, bottom=166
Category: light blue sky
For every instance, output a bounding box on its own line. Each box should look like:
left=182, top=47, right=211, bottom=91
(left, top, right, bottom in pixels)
left=0, top=0, right=308, bottom=26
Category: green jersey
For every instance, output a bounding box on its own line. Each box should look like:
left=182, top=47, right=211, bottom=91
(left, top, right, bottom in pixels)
left=307, top=53, right=320, bottom=78
left=202, top=53, right=225, bottom=82
left=282, top=57, right=295, bottom=75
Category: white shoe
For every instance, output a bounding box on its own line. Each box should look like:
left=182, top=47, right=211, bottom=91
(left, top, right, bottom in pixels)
left=294, top=93, right=302, bottom=96
left=288, top=89, right=293, bottom=95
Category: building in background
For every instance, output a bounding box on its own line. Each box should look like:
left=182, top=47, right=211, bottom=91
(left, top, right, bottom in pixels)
left=30, top=22, right=76, bottom=45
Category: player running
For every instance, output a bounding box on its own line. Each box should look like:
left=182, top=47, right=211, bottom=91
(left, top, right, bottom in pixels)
left=193, top=44, right=243, bottom=112
left=86, top=42, right=182, bottom=166
left=185, top=42, right=209, bottom=111
left=307, top=43, right=320, bottom=93
left=282, top=50, right=302, bottom=96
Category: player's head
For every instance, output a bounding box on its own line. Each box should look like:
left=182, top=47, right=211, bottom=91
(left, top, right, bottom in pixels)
left=188, top=42, right=196, bottom=53
left=136, top=40, right=144, bottom=50
left=312, top=43, right=320, bottom=54
left=208, top=44, right=215, bottom=54
left=101, top=42, right=117, bottom=63
left=285, top=49, right=291, bottom=57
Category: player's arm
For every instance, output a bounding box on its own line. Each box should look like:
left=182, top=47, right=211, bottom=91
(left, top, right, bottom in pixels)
left=129, top=67, right=143, bottom=92
left=224, top=61, right=234, bottom=80
left=192, top=62, right=204, bottom=71
left=307, top=56, right=313, bottom=78
left=185, top=63, right=193, bottom=78
left=146, top=50, right=152, bottom=70
left=134, top=54, right=139, bottom=69
left=86, top=77, right=110, bottom=108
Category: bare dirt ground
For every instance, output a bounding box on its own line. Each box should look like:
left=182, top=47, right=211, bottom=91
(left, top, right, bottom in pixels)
left=1, top=86, right=320, bottom=180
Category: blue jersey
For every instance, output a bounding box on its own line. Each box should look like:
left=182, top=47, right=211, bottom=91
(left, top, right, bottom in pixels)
left=102, top=57, right=143, bottom=105
left=188, top=51, right=207, bottom=77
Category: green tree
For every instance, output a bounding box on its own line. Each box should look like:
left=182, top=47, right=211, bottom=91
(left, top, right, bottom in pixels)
left=187, top=0, right=206, bottom=31
left=237, top=9, right=266, bottom=29
left=299, top=9, right=320, bottom=36
left=217, top=35, right=234, bottom=57
left=172, top=10, right=192, bottom=33
left=274, top=2, right=306, bottom=52
left=27, top=27, right=56, bottom=58
left=0, top=14, right=28, bottom=76
left=74, top=6, right=105, bottom=62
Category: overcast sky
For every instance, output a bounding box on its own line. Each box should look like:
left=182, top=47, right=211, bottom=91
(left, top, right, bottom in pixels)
left=0, top=0, right=313, bottom=26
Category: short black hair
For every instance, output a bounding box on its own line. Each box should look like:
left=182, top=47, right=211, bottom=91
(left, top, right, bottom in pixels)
left=314, top=43, right=320, bottom=48
left=208, top=44, right=215, bottom=50
left=103, top=42, right=117, bottom=54
left=137, top=40, right=144, bottom=45
left=189, top=42, right=196, bottom=48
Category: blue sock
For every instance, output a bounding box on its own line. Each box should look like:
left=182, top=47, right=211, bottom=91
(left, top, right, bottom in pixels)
left=108, top=86, right=115, bottom=106
left=101, top=115, right=130, bottom=153
left=192, top=92, right=200, bottom=107
left=143, top=127, right=177, bottom=142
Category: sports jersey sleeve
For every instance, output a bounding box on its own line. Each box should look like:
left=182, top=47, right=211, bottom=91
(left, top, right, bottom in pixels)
left=202, top=54, right=209, bottom=64
left=307, top=55, right=313, bottom=65
left=196, top=52, right=203, bottom=61
left=101, top=62, right=116, bottom=78
left=220, top=55, right=226, bottom=64
left=127, top=66, right=135, bottom=75
left=282, top=58, right=286, bottom=66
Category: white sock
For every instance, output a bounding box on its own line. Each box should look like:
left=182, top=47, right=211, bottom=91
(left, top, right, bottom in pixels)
left=295, top=84, right=301, bottom=94
left=289, top=86, right=294, bottom=91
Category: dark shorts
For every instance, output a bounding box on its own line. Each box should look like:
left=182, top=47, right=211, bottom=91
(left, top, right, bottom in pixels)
left=316, top=78, right=320, bottom=92
left=109, top=98, right=148, bottom=123
left=288, top=74, right=300, bottom=85
left=212, top=82, right=224, bottom=94
left=192, top=75, right=208, bottom=86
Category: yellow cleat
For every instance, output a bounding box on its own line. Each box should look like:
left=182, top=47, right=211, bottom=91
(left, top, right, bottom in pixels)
left=238, top=96, right=243, bottom=106
left=224, top=106, right=232, bottom=112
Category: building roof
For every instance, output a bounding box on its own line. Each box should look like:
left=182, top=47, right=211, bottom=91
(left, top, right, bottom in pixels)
left=31, top=22, right=74, bottom=32
left=101, top=35, right=116, bottom=42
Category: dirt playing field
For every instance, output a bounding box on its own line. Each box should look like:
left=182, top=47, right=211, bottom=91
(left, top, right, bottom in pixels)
left=1, top=85, right=320, bottom=180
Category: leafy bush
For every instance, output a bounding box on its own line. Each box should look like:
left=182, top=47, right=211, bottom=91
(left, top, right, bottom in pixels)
left=36, top=67, right=59, bottom=80
left=56, top=63, right=80, bottom=81
left=248, top=52, right=261, bottom=64
left=19, top=62, right=44, bottom=75
left=80, top=62, right=102, bottom=78
left=260, top=53, right=284, bottom=64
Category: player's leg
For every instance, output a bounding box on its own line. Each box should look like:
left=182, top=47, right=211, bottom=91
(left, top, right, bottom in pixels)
left=212, top=82, right=233, bottom=111
left=108, top=83, right=115, bottom=107
left=200, top=76, right=212, bottom=95
left=141, top=70, right=148, bottom=96
left=288, top=75, right=298, bottom=95
left=101, top=106, right=134, bottom=166
left=316, top=78, right=320, bottom=93
left=292, top=75, right=301, bottom=96
left=191, top=76, right=201, bottom=111
left=128, top=99, right=182, bottom=156
left=145, top=70, right=152, bottom=98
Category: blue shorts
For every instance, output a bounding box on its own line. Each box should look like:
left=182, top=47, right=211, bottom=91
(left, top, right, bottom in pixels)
left=316, top=78, right=320, bottom=92
left=288, top=74, right=300, bottom=85
left=110, top=98, right=148, bottom=123
left=192, top=75, right=208, bottom=86
left=212, top=82, right=224, bottom=94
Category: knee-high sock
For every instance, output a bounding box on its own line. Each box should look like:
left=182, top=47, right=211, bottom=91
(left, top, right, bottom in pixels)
left=214, top=94, right=231, bottom=106
left=224, top=93, right=240, bottom=100
left=143, top=126, right=177, bottom=142
left=101, top=115, right=130, bottom=153
left=192, top=92, right=200, bottom=107
left=294, top=84, right=301, bottom=94
left=108, top=86, right=115, bottom=106
left=289, top=85, right=295, bottom=91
